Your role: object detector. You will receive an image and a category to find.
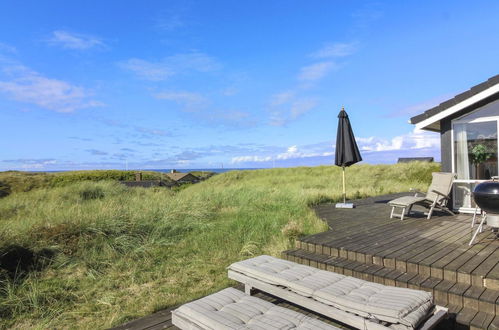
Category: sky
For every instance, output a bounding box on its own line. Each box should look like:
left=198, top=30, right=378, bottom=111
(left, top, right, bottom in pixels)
left=1, top=1, right=499, bottom=171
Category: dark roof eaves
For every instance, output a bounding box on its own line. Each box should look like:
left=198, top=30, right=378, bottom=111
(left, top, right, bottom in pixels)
left=410, top=74, right=499, bottom=125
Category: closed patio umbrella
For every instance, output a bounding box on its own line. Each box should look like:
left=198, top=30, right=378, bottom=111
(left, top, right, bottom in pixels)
left=335, top=107, right=362, bottom=208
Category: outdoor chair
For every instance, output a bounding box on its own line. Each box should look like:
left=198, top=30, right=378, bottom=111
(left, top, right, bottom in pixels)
left=388, top=172, right=456, bottom=220
left=225, top=255, right=447, bottom=330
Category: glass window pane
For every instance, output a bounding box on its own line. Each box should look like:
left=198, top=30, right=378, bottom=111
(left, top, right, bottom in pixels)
left=454, top=121, right=498, bottom=180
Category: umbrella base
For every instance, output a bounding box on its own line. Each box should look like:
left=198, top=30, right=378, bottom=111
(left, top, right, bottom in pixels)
left=335, top=203, right=355, bottom=209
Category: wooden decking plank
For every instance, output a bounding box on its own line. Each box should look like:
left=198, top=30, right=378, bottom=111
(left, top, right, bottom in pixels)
left=485, top=263, right=499, bottom=290
left=433, top=279, right=455, bottom=306
left=489, top=315, right=499, bottom=329
left=455, top=307, right=478, bottom=328
left=395, top=272, right=418, bottom=288
left=406, top=228, right=472, bottom=277
left=441, top=240, right=491, bottom=283
left=322, top=220, right=409, bottom=250
left=362, top=220, right=451, bottom=267
left=415, top=237, right=471, bottom=275
left=423, top=234, right=491, bottom=282
left=457, top=243, right=498, bottom=285
left=470, top=311, right=495, bottom=330
left=478, top=288, right=499, bottom=315
left=350, top=221, right=436, bottom=257
left=419, top=276, right=442, bottom=295
left=463, top=285, right=486, bottom=311
left=111, top=309, right=173, bottom=330
left=472, top=248, right=499, bottom=287
left=354, top=221, right=438, bottom=260
left=448, top=282, right=471, bottom=307
left=382, top=220, right=465, bottom=269
left=393, top=220, right=469, bottom=262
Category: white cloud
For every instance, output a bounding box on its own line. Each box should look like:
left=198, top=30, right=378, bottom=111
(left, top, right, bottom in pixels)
left=0, top=65, right=103, bottom=112
left=230, top=128, right=440, bottom=167
left=231, top=155, right=272, bottom=164
left=388, top=94, right=454, bottom=118
left=48, top=30, right=106, bottom=50
left=155, top=91, right=208, bottom=111
left=357, top=128, right=440, bottom=152
left=120, top=58, right=174, bottom=81
left=270, top=91, right=295, bottom=106
left=269, top=96, right=318, bottom=126
left=0, top=42, right=16, bottom=54
left=311, top=42, right=358, bottom=59
left=135, top=126, right=172, bottom=137
left=276, top=145, right=332, bottom=160
left=221, top=86, right=238, bottom=96
left=232, top=144, right=333, bottom=164
left=2, top=158, right=57, bottom=170
left=290, top=98, right=317, bottom=118
left=298, top=61, right=336, bottom=81
left=120, top=52, right=220, bottom=81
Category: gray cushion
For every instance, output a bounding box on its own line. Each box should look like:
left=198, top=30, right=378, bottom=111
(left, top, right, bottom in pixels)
left=229, top=255, right=433, bottom=329
left=172, top=287, right=340, bottom=329
left=389, top=196, right=426, bottom=207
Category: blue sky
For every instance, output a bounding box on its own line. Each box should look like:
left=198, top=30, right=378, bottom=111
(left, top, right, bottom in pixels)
left=1, top=1, right=498, bottom=170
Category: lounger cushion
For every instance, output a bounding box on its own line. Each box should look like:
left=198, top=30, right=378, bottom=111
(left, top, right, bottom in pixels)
left=172, top=287, right=340, bottom=329
left=388, top=196, right=426, bottom=207
left=229, top=255, right=433, bottom=328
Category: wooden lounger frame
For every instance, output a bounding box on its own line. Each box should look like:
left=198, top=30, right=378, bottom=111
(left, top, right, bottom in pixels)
left=228, top=270, right=447, bottom=330
left=172, top=310, right=204, bottom=330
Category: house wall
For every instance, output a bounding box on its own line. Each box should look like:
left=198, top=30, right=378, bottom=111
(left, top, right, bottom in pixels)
left=438, top=92, right=499, bottom=173
left=437, top=92, right=499, bottom=210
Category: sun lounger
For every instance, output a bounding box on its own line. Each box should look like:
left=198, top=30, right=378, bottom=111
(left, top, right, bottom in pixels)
left=228, top=255, right=447, bottom=330
left=388, top=172, right=456, bottom=220
left=171, top=287, right=340, bottom=329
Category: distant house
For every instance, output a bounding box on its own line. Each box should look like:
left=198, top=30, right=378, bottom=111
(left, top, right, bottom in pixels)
left=120, top=180, right=174, bottom=188
left=397, top=157, right=434, bottom=163
left=410, top=74, right=499, bottom=213
left=165, top=172, right=199, bottom=183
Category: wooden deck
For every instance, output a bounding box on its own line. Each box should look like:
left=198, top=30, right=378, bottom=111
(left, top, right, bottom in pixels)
left=283, top=193, right=499, bottom=330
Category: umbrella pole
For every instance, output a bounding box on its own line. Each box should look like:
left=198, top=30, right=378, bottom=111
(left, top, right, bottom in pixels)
left=342, top=166, right=346, bottom=204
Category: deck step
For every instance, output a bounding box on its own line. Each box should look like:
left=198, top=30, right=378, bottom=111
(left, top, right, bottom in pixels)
left=295, top=237, right=499, bottom=289
left=282, top=248, right=499, bottom=329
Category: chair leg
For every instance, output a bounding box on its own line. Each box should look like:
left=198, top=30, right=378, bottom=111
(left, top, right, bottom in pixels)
left=444, top=207, right=455, bottom=216
left=245, top=283, right=255, bottom=295
left=427, top=206, right=434, bottom=220
left=390, top=206, right=395, bottom=219
left=401, top=207, right=405, bottom=221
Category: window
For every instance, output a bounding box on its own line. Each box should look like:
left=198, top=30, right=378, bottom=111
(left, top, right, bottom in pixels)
left=452, top=101, right=499, bottom=211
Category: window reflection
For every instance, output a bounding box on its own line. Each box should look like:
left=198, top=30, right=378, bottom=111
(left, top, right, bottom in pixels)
left=454, top=121, right=498, bottom=181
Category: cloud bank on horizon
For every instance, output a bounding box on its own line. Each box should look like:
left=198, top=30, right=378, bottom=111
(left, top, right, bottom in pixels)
left=0, top=1, right=498, bottom=171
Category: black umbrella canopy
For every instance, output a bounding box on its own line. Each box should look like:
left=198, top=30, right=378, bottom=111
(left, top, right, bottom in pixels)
left=335, top=108, right=362, bottom=167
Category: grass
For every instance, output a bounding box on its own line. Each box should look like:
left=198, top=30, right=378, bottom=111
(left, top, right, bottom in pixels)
left=0, top=162, right=439, bottom=329
left=0, top=170, right=214, bottom=198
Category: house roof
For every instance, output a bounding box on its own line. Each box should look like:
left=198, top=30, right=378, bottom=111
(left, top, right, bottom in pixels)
left=165, top=172, right=198, bottom=181
left=410, top=74, right=499, bottom=131
left=120, top=180, right=174, bottom=188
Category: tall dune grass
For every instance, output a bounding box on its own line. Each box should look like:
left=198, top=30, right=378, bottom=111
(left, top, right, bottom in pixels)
left=0, top=162, right=439, bottom=329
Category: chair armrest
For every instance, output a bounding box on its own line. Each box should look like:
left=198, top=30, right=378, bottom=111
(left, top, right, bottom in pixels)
left=430, top=189, right=450, bottom=199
